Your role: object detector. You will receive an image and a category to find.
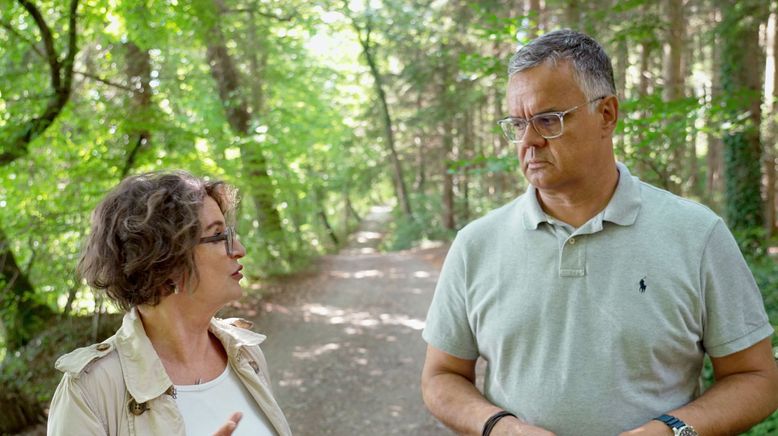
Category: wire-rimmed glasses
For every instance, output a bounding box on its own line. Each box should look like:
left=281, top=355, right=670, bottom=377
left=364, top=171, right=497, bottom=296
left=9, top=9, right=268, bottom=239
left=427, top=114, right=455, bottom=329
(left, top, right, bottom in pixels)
left=497, top=96, right=606, bottom=142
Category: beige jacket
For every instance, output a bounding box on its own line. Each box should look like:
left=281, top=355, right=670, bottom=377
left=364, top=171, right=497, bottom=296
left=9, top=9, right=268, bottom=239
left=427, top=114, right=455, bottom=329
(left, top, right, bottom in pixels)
left=47, top=308, right=292, bottom=436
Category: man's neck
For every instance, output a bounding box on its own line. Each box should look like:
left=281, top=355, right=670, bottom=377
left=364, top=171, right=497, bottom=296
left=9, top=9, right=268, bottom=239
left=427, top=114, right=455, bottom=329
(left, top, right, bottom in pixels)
left=536, top=165, right=620, bottom=228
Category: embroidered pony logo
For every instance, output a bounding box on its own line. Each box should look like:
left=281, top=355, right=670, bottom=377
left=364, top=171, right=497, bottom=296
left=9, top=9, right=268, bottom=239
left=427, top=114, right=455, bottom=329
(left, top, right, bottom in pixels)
left=639, top=276, right=647, bottom=293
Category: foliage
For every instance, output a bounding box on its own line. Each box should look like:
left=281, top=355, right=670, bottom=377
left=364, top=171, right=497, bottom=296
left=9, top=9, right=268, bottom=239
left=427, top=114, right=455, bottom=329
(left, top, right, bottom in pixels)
left=0, top=0, right=777, bottom=431
left=0, top=0, right=382, bottom=351
left=0, top=313, right=121, bottom=433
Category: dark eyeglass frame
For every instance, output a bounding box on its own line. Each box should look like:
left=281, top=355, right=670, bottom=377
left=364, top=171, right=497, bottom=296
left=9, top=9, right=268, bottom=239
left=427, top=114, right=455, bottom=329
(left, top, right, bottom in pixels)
left=198, top=226, right=235, bottom=256
left=497, top=96, right=606, bottom=142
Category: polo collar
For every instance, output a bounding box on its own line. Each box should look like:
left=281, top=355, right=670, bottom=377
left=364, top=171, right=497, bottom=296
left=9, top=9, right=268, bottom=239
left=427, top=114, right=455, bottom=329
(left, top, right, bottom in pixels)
left=521, top=161, right=642, bottom=230
left=602, top=162, right=642, bottom=226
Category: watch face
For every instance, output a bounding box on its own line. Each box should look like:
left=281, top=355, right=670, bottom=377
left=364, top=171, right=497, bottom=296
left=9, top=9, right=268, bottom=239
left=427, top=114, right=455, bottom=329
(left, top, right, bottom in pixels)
left=678, top=427, right=698, bottom=436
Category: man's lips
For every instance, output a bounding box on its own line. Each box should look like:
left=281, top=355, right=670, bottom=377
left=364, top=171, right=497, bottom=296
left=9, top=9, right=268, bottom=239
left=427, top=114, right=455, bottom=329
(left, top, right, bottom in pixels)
left=525, top=160, right=549, bottom=169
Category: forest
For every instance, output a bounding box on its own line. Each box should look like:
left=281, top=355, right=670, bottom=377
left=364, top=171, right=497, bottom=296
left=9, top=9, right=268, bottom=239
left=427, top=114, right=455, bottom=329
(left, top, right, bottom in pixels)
left=1, top=0, right=777, bottom=433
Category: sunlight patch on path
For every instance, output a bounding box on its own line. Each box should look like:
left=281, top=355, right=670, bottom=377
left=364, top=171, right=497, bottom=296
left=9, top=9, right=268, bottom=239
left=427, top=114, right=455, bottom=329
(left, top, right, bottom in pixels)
left=299, top=303, right=425, bottom=331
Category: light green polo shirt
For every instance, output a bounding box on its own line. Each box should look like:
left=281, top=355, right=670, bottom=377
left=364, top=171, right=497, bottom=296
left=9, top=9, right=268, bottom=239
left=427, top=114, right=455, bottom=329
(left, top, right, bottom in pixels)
left=422, top=163, right=773, bottom=435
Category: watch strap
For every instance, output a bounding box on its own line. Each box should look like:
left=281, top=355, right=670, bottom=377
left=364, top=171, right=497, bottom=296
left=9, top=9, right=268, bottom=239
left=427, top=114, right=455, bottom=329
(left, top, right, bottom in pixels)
left=655, top=414, right=685, bottom=429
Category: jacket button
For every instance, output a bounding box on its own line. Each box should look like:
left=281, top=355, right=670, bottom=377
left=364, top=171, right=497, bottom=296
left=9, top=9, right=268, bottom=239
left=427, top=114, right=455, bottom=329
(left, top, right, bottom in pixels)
left=128, top=399, right=148, bottom=416
left=249, top=360, right=260, bottom=373
left=96, top=343, right=110, bottom=351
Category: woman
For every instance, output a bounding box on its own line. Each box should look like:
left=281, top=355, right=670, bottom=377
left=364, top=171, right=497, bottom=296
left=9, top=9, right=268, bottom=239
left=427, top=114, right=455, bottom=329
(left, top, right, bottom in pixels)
left=47, top=171, right=291, bottom=436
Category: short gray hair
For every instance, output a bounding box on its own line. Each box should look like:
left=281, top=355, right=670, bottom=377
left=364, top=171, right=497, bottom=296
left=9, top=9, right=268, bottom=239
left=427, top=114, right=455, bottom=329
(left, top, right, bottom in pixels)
left=508, top=29, right=616, bottom=102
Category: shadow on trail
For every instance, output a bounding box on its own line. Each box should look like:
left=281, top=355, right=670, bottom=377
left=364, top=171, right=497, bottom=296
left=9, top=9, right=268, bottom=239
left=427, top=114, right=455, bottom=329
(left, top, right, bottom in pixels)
left=241, top=206, right=452, bottom=435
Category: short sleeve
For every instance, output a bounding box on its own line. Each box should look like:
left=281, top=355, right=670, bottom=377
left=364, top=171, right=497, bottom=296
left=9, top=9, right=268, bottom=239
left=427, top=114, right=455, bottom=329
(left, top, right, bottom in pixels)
left=701, top=219, right=774, bottom=357
left=422, top=234, right=479, bottom=360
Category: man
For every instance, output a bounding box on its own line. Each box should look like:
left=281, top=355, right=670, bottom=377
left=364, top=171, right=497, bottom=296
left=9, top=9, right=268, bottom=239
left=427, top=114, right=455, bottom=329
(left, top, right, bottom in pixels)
left=421, top=29, right=778, bottom=436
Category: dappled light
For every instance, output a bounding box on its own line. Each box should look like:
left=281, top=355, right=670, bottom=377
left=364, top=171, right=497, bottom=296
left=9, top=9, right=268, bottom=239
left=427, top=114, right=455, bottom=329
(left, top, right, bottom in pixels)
left=297, top=303, right=426, bottom=331
left=2, top=0, right=775, bottom=434
left=239, top=206, right=450, bottom=434
left=292, top=342, right=341, bottom=359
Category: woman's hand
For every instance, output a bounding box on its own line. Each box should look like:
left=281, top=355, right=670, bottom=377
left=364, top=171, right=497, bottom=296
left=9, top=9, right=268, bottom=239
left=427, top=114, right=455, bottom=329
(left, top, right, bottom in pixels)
left=212, top=412, right=243, bottom=436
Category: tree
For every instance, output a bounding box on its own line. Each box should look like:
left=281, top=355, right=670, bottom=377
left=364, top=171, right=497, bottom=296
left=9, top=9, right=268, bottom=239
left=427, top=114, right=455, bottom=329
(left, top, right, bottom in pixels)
left=344, top=2, right=413, bottom=219
left=199, top=0, right=289, bottom=263
left=719, top=0, right=769, bottom=250
left=0, top=0, right=79, bottom=351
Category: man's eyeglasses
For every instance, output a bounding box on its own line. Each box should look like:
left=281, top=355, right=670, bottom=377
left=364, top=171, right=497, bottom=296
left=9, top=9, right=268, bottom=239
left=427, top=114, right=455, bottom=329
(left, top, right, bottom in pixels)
left=199, top=226, right=236, bottom=256
left=497, top=96, right=606, bottom=142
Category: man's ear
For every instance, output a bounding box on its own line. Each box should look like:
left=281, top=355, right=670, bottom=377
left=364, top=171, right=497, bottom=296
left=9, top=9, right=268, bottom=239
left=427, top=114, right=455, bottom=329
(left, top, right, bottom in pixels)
left=600, top=95, right=619, bottom=137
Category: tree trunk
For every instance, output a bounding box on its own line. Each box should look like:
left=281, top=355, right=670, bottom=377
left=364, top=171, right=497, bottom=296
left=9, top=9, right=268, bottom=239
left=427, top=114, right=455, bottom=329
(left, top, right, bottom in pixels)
left=353, top=18, right=413, bottom=218
left=663, top=0, right=685, bottom=194
left=720, top=0, right=768, bottom=250
left=204, top=0, right=286, bottom=260
left=442, top=119, right=455, bottom=230
left=766, top=6, right=778, bottom=237
left=614, top=36, right=628, bottom=155
left=414, top=92, right=426, bottom=192
left=564, top=0, right=581, bottom=28
left=527, top=0, right=541, bottom=38
left=316, top=189, right=339, bottom=247
left=707, top=7, right=725, bottom=207
left=122, top=41, right=152, bottom=178
left=0, top=229, right=55, bottom=351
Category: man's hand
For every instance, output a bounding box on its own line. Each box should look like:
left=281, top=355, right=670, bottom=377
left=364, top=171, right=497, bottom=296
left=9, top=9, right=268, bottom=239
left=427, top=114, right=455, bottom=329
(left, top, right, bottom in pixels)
left=212, top=412, right=243, bottom=436
left=490, top=415, right=556, bottom=436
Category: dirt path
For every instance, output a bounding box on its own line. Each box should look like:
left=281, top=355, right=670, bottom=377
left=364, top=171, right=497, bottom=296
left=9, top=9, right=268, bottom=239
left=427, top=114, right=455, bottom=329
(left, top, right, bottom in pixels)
left=237, top=206, right=453, bottom=436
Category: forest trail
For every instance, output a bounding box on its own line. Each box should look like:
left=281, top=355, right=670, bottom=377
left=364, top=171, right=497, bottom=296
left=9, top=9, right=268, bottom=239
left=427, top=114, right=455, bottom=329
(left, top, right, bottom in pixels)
left=237, top=206, right=453, bottom=435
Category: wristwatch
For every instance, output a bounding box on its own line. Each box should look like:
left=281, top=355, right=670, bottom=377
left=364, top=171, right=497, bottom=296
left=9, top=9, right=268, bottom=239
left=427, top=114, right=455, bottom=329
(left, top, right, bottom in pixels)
left=653, top=414, right=698, bottom=436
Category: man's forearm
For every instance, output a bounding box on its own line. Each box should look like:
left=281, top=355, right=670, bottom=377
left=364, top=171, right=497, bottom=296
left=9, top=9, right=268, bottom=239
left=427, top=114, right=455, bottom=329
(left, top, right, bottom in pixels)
left=422, top=374, right=501, bottom=435
left=622, top=369, right=778, bottom=436
left=422, top=371, right=503, bottom=435
left=672, top=370, right=778, bottom=435
left=421, top=371, right=555, bottom=436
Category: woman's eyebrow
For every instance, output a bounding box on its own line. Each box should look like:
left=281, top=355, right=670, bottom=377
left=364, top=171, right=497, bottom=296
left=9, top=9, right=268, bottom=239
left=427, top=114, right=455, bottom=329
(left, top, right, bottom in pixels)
left=203, top=220, right=225, bottom=231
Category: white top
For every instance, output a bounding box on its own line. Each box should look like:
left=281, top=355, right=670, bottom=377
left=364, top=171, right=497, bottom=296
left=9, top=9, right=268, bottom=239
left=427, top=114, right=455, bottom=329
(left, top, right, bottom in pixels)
left=176, top=364, right=276, bottom=436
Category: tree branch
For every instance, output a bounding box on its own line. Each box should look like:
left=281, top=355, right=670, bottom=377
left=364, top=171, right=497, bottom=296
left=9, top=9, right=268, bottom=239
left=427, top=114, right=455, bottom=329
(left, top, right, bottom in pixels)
left=74, top=70, right=135, bottom=92
left=0, top=19, right=45, bottom=58
left=18, top=0, right=61, bottom=90
left=1, top=0, right=80, bottom=166
left=61, top=0, right=79, bottom=91
left=223, top=2, right=295, bottom=22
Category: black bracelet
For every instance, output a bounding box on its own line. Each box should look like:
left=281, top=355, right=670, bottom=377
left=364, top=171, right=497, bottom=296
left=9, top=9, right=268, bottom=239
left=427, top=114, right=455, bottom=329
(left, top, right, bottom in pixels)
left=482, top=410, right=517, bottom=436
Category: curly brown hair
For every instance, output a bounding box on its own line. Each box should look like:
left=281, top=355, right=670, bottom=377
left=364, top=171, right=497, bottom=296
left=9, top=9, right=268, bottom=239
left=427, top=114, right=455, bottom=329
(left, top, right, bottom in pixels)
left=77, top=170, right=238, bottom=311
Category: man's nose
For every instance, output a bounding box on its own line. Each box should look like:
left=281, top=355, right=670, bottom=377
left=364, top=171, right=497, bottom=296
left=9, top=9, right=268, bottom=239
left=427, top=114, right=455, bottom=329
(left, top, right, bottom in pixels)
left=518, top=124, right=547, bottom=155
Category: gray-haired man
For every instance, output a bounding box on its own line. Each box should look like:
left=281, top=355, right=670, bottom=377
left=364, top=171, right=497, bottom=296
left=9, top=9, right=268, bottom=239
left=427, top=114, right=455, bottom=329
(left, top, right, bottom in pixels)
left=421, top=29, right=778, bottom=436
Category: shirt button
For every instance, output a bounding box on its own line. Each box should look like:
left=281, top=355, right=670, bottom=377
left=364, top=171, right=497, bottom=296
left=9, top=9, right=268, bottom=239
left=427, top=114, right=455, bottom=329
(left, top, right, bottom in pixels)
left=96, top=343, right=110, bottom=351
left=568, top=238, right=576, bottom=245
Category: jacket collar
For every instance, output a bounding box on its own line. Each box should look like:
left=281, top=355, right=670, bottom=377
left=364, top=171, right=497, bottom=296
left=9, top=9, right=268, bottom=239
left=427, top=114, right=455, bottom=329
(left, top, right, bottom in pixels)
left=114, top=308, right=266, bottom=403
